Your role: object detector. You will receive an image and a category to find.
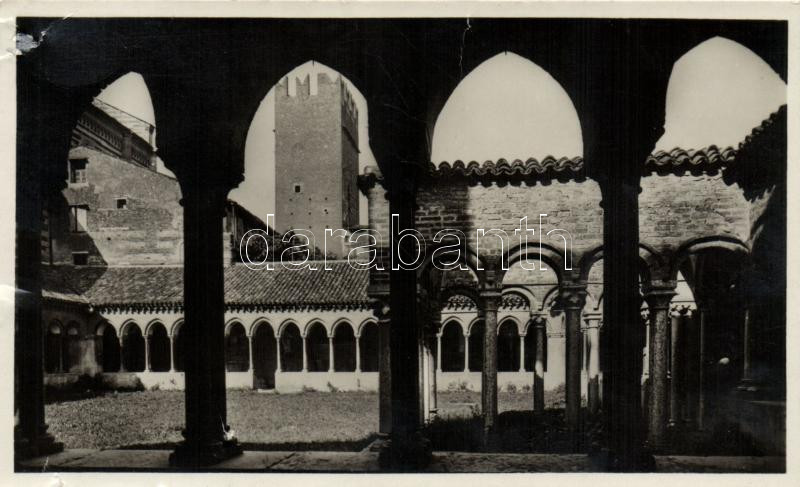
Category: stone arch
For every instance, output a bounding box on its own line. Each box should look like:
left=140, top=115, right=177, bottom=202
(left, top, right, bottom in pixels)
left=431, top=51, right=584, bottom=164
left=332, top=321, right=356, bottom=372
left=504, top=242, right=566, bottom=284
left=147, top=321, right=171, bottom=372
left=121, top=321, right=145, bottom=372
left=45, top=320, right=64, bottom=373
left=440, top=319, right=465, bottom=372
left=252, top=320, right=277, bottom=389
left=225, top=321, right=249, bottom=372
left=658, top=36, right=786, bottom=152
left=577, top=244, right=662, bottom=283
left=497, top=318, right=521, bottom=372
left=670, top=235, right=750, bottom=282
left=358, top=320, right=379, bottom=372
left=249, top=318, right=272, bottom=337
left=418, top=240, right=485, bottom=284
left=501, top=286, right=536, bottom=311
left=331, top=319, right=353, bottom=338
left=95, top=321, right=120, bottom=373
left=277, top=318, right=299, bottom=338
left=305, top=321, right=329, bottom=372
left=540, top=285, right=561, bottom=313
left=279, top=322, right=303, bottom=372
left=302, top=319, right=329, bottom=339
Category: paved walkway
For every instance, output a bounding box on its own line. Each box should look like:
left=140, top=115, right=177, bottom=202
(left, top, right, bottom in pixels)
left=18, top=449, right=785, bottom=473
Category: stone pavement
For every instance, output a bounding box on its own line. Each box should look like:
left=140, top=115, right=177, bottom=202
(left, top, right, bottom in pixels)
left=17, top=449, right=785, bottom=473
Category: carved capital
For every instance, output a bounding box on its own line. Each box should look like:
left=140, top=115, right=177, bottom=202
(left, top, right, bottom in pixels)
left=479, top=289, right=502, bottom=312
left=642, top=282, right=677, bottom=311
left=559, top=283, right=587, bottom=311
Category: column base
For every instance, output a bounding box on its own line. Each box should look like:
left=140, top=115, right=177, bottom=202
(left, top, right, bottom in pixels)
left=169, top=438, right=243, bottom=468
left=14, top=433, right=64, bottom=461
left=378, top=431, right=432, bottom=471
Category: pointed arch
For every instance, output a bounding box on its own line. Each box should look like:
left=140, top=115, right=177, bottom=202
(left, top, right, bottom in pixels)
left=432, top=51, right=583, bottom=164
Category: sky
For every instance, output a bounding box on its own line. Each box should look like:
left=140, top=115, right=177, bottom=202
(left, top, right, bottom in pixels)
left=97, top=37, right=786, bottom=223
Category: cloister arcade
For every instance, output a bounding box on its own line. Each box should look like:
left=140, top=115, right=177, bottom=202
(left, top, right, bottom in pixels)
left=16, top=18, right=786, bottom=472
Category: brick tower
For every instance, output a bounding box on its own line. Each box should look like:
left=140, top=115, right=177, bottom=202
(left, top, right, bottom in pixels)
left=274, top=72, right=360, bottom=257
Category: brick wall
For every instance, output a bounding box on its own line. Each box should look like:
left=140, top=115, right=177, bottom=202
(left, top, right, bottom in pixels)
left=49, top=147, right=183, bottom=266
left=364, top=166, right=756, bottom=281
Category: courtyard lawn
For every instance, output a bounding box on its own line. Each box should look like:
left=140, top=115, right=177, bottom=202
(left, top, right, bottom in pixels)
left=45, top=389, right=544, bottom=450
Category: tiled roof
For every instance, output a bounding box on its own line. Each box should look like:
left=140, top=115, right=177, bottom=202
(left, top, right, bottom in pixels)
left=224, top=263, right=369, bottom=308
left=41, top=266, right=90, bottom=306
left=42, top=262, right=369, bottom=310
left=431, top=157, right=584, bottom=179
left=644, top=146, right=736, bottom=174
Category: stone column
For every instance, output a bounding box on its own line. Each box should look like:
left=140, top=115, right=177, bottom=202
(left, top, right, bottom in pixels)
left=697, top=307, right=707, bottom=430
left=480, top=289, right=501, bottom=447
left=739, top=307, right=754, bottom=387
left=119, top=336, right=127, bottom=372
left=669, top=307, right=687, bottom=429
left=169, top=183, right=241, bottom=467
left=276, top=334, right=283, bottom=372
left=436, top=334, right=442, bottom=372
left=169, top=335, right=176, bottom=372
left=642, top=284, right=676, bottom=450
left=328, top=335, right=335, bottom=372
left=355, top=334, right=362, bottom=373
left=145, top=336, right=152, bottom=372
left=585, top=314, right=603, bottom=415
left=533, top=316, right=546, bottom=412
left=302, top=334, right=309, bottom=372
left=247, top=335, right=254, bottom=373
left=518, top=334, right=526, bottom=373
left=427, top=317, right=440, bottom=417
left=14, top=98, right=67, bottom=458
left=561, top=282, right=587, bottom=448
left=375, top=301, right=392, bottom=435
left=463, top=332, right=470, bottom=372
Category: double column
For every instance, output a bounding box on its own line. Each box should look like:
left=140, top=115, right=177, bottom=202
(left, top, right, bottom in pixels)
left=169, top=180, right=241, bottom=467
left=480, top=288, right=501, bottom=448
left=372, top=299, right=392, bottom=435
left=642, top=283, right=676, bottom=450
left=561, top=282, right=587, bottom=448
left=532, top=315, right=547, bottom=411
left=584, top=314, right=603, bottom=415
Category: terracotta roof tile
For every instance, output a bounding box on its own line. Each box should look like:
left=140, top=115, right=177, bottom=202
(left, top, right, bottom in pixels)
left=42, top=262, right=369, bottom=309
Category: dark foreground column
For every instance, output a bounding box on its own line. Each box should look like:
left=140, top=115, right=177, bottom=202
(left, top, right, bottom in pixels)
left=642, top=284, right=676, bottom=451
left=562, top=283, right=587, bottom=449
left=170, top=184, right=241, bottom=467
left=480, top=289, right=501, bottom=449
left=375, top=302, right=392, bottom=434
left=533, top=315, right=546, bottom=411
left=600, top=181, right=650, bottom=471
left=15, top=181, right=64, bottom=460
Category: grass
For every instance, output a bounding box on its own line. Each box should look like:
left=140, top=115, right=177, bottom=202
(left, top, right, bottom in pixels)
left=45, top=389, right=549, bottom=450
left=44, top=387, right=762, bottom=455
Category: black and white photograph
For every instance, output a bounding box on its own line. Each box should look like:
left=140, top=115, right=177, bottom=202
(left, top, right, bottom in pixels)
left=2, top=1, right=796, bottom=482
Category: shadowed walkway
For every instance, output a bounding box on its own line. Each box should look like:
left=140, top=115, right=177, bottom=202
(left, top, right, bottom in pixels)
left=18, top=449, right=785, bottom=473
